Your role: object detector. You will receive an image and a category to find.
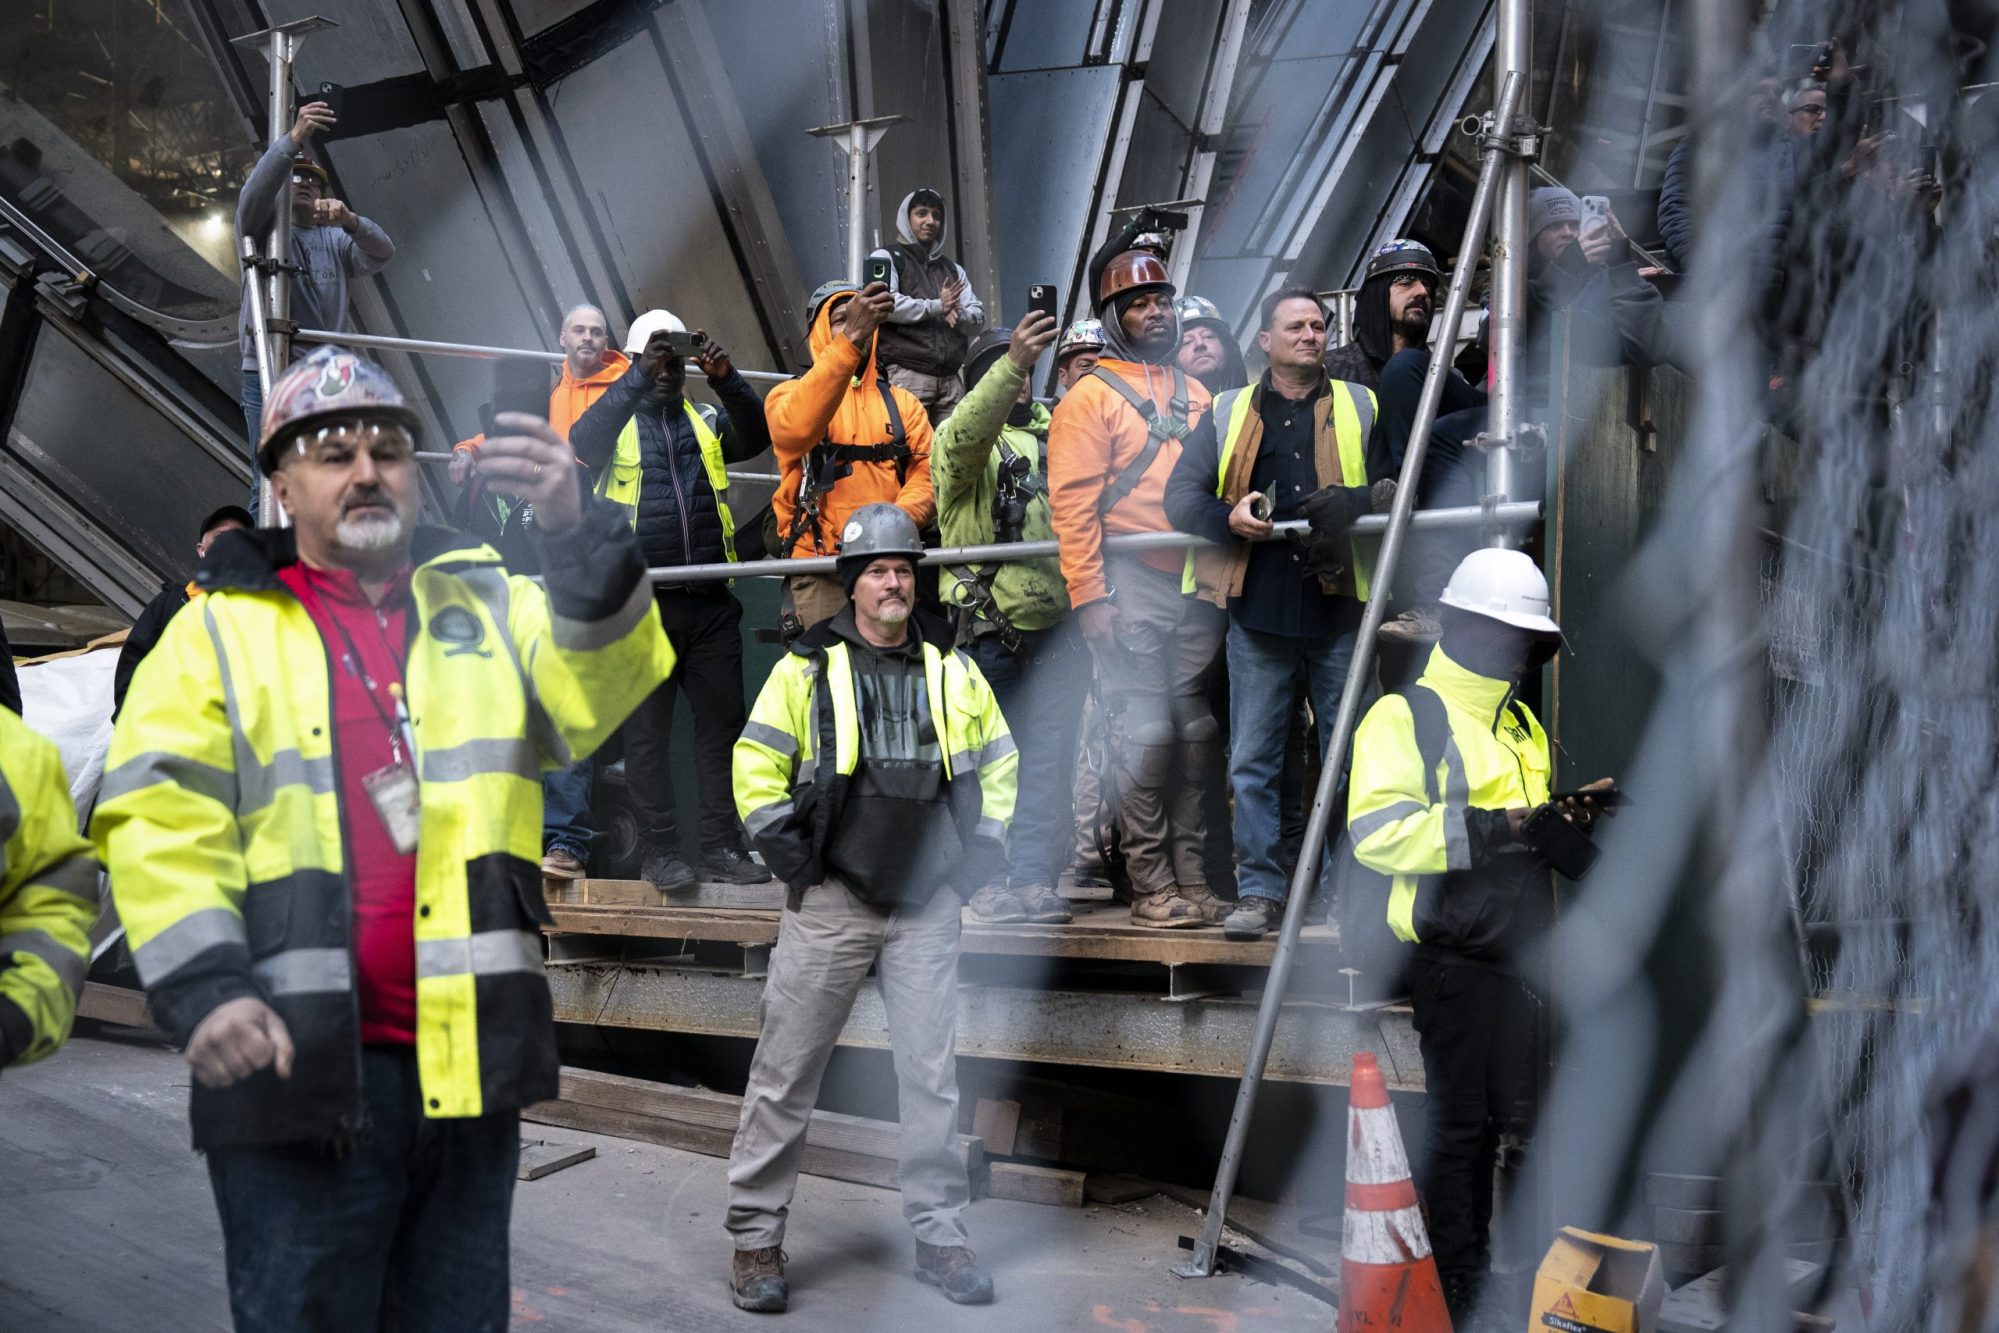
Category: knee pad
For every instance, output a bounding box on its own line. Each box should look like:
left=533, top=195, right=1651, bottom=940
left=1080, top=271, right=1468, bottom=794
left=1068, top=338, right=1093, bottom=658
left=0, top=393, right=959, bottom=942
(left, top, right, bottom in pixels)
left=1119, top=708, right=1176, bottom=788
left=1174, top=711, right=1220, bottom=745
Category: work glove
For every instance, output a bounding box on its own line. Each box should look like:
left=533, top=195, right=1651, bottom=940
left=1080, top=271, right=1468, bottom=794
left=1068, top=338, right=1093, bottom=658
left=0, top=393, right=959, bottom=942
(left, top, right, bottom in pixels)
left=1369, top=478, right=1398, bottom=513
left=1294, top=485, right=1361, bottom=581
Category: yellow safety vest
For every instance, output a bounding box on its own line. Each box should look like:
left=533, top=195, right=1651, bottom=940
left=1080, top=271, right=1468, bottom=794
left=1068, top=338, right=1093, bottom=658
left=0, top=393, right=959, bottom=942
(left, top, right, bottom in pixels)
left=0, top=707, right=98, bottom=1069
left=93, top=527, right=672, bottom=1145
left=592, top=401, right=738, bottom=561
left=1183, top=377, right=1376, bottom=602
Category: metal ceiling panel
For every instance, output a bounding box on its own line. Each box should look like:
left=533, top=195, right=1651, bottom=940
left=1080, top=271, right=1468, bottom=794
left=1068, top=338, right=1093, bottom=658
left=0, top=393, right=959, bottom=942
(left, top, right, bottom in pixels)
left=990, top=0, right=1101, bottom=71
left=259, top=0, right=427, bottom=85
left=508, top=0, right=602, bottom=37
left=988, top=64, right=1122, bottom=323
left=1142, top=0, right=1226, bottom=130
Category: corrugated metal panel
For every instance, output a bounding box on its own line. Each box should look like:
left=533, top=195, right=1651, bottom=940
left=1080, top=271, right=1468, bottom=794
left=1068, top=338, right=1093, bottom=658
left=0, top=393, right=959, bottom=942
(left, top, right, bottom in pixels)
left=988, top=65, right=1122, bottom=321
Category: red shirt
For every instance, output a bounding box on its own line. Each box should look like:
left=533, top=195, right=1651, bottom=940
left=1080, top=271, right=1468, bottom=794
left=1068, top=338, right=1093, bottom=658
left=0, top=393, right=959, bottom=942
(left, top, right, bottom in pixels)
left=277, top=562, right=418, bottom=1045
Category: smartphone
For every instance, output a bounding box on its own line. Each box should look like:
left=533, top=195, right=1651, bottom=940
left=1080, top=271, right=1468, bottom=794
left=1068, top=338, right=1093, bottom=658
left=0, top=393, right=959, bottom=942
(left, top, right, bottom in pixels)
left=484, top=357, right=551, bottom=432
left=661, top=330, right=704, bottom=358
left=1579, top=195, right=1612, bottom=240
left=315, top=81, right=344, bottom=119
left=1027, top=284, right=1058, bottom=322
left=1547, top=787, right=1629, bottom=808
left=864, top=254, right=893, bottom=288
left=1917, top=142, right=1939, bottom=179
left=1520, top=804, right=1601, bottom=881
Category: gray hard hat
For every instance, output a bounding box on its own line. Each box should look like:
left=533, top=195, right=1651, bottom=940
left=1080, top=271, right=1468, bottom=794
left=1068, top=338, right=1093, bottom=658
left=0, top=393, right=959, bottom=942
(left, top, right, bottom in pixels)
left=836, top=503, right=924, bottom=572
left=807, top=279, right=856, bottom=325
left=961, top=328, right=1014, bottom=389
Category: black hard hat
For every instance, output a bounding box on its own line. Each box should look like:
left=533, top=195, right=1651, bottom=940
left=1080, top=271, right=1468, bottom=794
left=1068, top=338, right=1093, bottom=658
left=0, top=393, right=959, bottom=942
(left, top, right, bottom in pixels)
left=1363, top=239, right=1441, bottom=284
left=961, top=328, right=1013, bottom=390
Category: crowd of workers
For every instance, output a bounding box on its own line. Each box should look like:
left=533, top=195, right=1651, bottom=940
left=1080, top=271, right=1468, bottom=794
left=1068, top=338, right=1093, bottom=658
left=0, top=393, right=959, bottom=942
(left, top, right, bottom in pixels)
left=0, top=76, right=1676, bottom=1331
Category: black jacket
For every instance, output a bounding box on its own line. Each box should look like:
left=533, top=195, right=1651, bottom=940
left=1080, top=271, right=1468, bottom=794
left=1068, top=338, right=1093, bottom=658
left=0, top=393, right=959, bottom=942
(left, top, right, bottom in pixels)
left=570, top=363, right=771, bottom=569
left=1527, top=238, right=1685, bottom=402
left=112, top=580, right=191, bottom=719
left=1323, top=340, right=1382, bottom=391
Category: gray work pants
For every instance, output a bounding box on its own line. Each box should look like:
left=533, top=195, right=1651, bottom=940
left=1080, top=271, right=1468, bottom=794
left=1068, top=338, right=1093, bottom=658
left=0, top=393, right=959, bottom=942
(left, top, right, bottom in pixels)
left=725, top=877, right=968, bottom=1250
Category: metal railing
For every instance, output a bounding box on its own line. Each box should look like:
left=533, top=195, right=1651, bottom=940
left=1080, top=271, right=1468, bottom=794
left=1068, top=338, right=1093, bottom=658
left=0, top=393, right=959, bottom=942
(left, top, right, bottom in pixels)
left=413, top=450, right=780, bottom=486
left=295, top=327, right=791, bottom=384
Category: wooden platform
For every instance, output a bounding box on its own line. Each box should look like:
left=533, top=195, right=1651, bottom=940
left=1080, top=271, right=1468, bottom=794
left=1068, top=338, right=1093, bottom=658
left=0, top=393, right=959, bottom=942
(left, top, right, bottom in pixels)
left=544, top=878, right=1342, bottom=967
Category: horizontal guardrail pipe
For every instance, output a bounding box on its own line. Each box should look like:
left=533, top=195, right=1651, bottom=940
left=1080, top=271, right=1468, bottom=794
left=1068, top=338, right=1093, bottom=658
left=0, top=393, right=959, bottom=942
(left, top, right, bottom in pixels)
left=635, top=500, right=1542, bottom=585
left=411, top=451, right=780, bottom=486
left=295, top=327, right=790, bottom=383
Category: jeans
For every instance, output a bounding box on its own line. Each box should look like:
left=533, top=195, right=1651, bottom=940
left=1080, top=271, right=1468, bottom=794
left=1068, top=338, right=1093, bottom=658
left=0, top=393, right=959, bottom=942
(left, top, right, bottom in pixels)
left=542, top=755, right=595, bottom=861
left=1226, top=618, right=1358, bottom=903
left=241, top=368, right=264, bottom=519
left=1408, top=956, right=1539, bottom=1292
left=204, top=1046, right=520, bottom=1333
left=968, top=619, right=1090, bottom=889
left=623, top=585, right=749, bottom=855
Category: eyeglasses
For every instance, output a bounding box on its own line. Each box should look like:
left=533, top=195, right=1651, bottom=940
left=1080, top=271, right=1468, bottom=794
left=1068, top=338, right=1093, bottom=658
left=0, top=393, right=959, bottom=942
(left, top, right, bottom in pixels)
left=1792, top=104, right=1827, bottom=120
left=290, top=171, right=323, bottom=186
left=289, top=420, right=414, bottom=467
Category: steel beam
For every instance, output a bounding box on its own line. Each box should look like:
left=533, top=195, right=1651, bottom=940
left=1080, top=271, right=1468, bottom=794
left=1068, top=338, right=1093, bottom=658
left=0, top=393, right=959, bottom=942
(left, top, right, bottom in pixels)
left=545, top=962, right=1423, bottom=1090
left=941, top=0, right=1000, bottom=311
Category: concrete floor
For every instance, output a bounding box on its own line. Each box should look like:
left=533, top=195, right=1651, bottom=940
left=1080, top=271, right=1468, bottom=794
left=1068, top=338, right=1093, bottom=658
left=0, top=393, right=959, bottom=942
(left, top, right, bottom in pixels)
left=0, top=1032, right=1331, bottom=1332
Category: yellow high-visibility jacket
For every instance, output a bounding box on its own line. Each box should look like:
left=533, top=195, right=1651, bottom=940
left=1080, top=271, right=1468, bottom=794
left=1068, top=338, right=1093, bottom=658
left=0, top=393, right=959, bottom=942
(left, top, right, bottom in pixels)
left=734, top=612, right=1016, bottom=901
left=1347, top=645, right=1551, bottom=960
left=93, top=506, right=671, bottom=1147
left=0, top=708, right=99, bottom=1069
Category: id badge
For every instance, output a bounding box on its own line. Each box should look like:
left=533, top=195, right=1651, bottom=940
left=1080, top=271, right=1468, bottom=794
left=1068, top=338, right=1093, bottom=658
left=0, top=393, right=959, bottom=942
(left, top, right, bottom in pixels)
left=361, top=761, right=422, bottom=854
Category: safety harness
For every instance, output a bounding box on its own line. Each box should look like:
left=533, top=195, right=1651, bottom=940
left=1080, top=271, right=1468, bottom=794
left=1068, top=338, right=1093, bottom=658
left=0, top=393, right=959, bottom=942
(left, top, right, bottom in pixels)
left=1086, top=365, right=1192, bottom=516
left=778, top=380, right=910, bottom=558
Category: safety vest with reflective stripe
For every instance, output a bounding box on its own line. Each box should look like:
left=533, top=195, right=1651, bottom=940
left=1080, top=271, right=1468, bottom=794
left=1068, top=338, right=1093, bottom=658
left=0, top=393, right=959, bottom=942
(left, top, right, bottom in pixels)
left=733, top=624, right=1017, bottom=893
left=0, top=708, right=98, bottom=1069
left=92, top=524, right=672, bottom=1148
left=592, top=402, right=738, bottom=560
left=1183, top=376, right=1376, bottom=603
left=1347, top=645, right=1550, bottom=953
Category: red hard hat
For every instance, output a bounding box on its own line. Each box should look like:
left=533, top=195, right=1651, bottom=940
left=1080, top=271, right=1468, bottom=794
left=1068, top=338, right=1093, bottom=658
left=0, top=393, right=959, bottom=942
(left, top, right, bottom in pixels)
left=1097, top=250, right=1173, bottom=306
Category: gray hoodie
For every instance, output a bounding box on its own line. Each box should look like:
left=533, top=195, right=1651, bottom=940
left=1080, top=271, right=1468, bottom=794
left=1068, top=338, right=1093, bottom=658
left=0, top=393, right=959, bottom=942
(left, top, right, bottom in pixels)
left=870, top=189, right=985, bottom=336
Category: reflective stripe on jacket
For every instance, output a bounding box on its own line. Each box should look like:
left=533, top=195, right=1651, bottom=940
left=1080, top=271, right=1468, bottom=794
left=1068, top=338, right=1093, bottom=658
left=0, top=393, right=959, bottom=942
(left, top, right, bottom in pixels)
left=93, top=514, right=672, bottom=1147
left=0, top=708, right=98, bottom=1068
left=733, top=617, right=1017, bottom=893
left=1347, top=645, right=1550, bottom=954
left=1184, top=377, right=1376, bottom=603
left=593, top=401, right=738, bottom=560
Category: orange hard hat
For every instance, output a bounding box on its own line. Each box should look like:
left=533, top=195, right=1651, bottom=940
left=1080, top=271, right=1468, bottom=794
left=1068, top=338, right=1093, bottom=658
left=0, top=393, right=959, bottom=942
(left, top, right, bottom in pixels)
left=1097, top=250, right=1173, bottom=306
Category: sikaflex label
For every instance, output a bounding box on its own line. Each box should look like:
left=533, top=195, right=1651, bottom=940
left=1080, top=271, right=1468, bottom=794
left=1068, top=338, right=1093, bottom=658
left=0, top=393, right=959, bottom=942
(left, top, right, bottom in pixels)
left=1541, top=1294, right=1616, bottom=1333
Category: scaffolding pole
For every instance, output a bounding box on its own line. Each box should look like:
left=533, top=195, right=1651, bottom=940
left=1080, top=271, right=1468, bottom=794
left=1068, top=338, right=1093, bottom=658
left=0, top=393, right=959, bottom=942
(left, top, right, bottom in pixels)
left=1485, top=0, right=1534, bottom=521
left=1173, top=68, right=1527, bottom=1282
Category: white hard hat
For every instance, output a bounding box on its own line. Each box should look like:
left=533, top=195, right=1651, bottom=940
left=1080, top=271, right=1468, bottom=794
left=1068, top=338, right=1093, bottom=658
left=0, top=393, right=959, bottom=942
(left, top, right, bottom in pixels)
left=1439, top=548, right=1560, bottom=634
left=624, top=308, right=686, bottom=353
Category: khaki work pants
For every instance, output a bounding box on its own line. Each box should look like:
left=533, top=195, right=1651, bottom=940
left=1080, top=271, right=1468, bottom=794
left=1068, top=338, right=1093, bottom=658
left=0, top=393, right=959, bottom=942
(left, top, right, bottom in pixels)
left=784, top=573, right=847, bottom=636
left=725, top=877, right=969, bottom=1250
left=1092, top=557, right=1224, bottom=896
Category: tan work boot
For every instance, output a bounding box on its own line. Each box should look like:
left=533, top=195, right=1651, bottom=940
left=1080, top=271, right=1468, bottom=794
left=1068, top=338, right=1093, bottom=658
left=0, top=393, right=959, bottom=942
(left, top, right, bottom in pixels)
left=1175, top=880, right=1231, bottom=925
left=731, top=1245, right=788, bottom=1313
left=914, top=1241, right=994, bottom=1304
left=1130, top=889, right=1208, bottom=929
left=967, top=882, right=1028, bottom=923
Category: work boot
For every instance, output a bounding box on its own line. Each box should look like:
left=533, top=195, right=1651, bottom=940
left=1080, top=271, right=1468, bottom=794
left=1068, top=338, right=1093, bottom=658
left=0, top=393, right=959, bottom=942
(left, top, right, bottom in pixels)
left=640, top=846, right=698, bottom=894
left=1222, top=896, right=1279, bottom=940
left=731, top=1245, right=789, bottom=1313
left=702, top=845, right=772, bottom=885
left=540, top=846, right=586, bottom=881
left=1012, top=882, right=1073, bottom=925
left=1175, top=879, right=1231, bottom=925
left=1377, top=605, right=1442, bottom=643
left=913, top=1241, right=994, bottom=1305
left=1130, top=889, right=1208, bottom=929
left=968, top=882, right=1028, bottom=924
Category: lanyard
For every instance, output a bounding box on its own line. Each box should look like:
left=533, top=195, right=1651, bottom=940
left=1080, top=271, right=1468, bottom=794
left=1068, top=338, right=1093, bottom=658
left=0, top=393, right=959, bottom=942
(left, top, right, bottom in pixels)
left=300, top=578, right=418, bottom=767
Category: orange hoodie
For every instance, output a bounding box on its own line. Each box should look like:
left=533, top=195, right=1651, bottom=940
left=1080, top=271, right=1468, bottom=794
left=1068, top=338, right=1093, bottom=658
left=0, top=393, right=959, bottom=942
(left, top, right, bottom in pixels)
left=765, top=291, right=934, bottom=559
left=1047, top=357, right=1211, bottom=608
left=452, top=349, right=632, bottom=457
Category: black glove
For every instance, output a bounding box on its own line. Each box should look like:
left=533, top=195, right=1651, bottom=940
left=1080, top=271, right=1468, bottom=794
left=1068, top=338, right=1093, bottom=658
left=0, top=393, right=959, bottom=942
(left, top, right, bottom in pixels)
left=1369, top=478, right=1398, bottom=513
left=1299, top=485, right=1373, bottom=582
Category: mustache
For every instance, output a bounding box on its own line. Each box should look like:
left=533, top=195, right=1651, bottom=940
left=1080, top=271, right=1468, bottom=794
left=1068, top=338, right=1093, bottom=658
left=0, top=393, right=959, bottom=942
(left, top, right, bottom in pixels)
left=341, top=489, right=398, bottom=514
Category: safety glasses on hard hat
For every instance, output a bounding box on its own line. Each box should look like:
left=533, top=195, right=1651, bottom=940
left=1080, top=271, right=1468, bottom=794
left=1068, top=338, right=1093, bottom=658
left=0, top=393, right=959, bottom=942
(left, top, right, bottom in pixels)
left=288, top=420, right=415, bottom=467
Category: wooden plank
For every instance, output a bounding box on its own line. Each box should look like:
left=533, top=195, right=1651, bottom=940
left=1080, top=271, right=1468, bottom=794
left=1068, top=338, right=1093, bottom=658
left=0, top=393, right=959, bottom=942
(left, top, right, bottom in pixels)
left=986, top=1162, right=1084, bottom=1207
left=971, top=1098, right=1021, bottom=1156
left=516, top=1139, right=595, bottom=1181
left=554, top=879, right=787, bottom=911
left=74, top=982, right=158, bottom=1033
left=547, top=904, right=779, bottom=945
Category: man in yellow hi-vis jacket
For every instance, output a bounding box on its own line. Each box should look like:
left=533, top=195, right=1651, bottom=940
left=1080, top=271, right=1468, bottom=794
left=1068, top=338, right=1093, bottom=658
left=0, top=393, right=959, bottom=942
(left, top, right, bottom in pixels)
left=1347, top=548, right=1612, bottom=1325
left=93, top=347, right=671, bottom=1333
left=725, top=504, right=1015, bottom=1315
left=0, top=707, right=98, bottom=1072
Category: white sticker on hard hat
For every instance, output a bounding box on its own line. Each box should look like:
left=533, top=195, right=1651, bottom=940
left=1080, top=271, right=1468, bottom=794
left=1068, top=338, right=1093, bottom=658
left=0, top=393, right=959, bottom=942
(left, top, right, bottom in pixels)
left=842, top=521, right=863, bottom=544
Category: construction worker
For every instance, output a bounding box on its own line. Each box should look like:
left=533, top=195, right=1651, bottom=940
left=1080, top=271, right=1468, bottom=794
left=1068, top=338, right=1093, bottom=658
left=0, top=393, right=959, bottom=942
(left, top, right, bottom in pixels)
left=766, top=281, right=935, bottom=636
left=871, top=187, right=987, bottom=422
left=1324, top=238, right=1446, bottom=390
left=1165, top=287, right=1388, bottom=939
left=1048, top=249, right=1224, bottom=929
left=570, top=309, right=774, bottom=893
left=94, top=346, right=671, bottom=1332
left=449, top=302, right=630, bottom=883
left=112, top=504, right=253, bottom=719
left=932, top=313, right=1078, bottom=925
left=1346, top=548, right=1613, bottom=1324
left=0, top=708, right=98, bottom=1073
left=1055, top=318, right=1107, bottom=392
left=726, top=503, right=1014, bottom=1313
left=1174, top=295, right=1248, bottom=395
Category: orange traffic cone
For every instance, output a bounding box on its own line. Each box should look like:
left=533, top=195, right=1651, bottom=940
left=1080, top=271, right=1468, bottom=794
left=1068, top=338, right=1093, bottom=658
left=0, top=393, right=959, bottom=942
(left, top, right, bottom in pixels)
left=1338, top=1052, right=1454, bottom=1332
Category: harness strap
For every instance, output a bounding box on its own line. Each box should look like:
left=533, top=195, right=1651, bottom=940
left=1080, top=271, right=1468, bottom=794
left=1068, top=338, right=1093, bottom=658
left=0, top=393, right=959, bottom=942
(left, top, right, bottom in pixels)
left=1089, top=366, right=1191, bottom=517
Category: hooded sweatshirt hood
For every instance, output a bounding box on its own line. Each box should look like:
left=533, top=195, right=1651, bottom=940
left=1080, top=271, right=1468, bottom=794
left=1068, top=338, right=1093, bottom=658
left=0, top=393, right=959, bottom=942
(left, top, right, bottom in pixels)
left=1098, top=289, right=1181, bottom=366
left=894, top=189, right=949, bottom=259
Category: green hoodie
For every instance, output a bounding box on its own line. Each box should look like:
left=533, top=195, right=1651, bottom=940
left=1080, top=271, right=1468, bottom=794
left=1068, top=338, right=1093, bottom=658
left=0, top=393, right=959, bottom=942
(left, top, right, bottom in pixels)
left=930, top=356, right=1067, bottom=634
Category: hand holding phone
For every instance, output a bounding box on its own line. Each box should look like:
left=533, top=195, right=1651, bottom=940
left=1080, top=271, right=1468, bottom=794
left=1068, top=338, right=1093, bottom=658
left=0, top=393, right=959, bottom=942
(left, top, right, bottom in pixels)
left=864, top=254, right=893, bottom=287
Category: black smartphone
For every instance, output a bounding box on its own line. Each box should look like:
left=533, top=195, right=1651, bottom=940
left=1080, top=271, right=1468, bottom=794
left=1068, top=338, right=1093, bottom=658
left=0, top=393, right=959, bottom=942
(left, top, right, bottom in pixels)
left=315, top=81, right=344, bottom=119
left=1917, top=143, right=1939, bottom=179
left=1547, top=787, right=1629, bottom=808
left=1027, top=284, right=1058, bottom=322
left=483, top=357, right=550, bottom=433
left=864, top=254, right=893, bottom=288
left=1520, top=804, right=1601, bottom=881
